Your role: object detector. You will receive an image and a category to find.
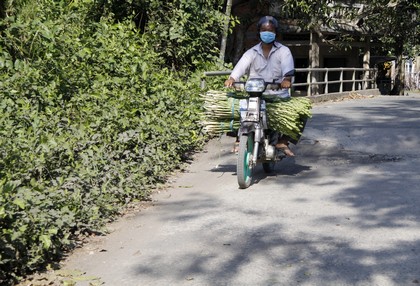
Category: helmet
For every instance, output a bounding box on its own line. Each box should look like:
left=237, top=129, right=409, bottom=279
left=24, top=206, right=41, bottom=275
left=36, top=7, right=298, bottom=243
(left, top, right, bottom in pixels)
left=257, top=16, right=279, bottom=32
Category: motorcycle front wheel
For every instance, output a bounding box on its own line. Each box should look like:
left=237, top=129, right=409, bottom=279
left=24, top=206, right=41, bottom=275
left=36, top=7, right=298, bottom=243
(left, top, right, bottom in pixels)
left=237, top=133, right=254, bottom=189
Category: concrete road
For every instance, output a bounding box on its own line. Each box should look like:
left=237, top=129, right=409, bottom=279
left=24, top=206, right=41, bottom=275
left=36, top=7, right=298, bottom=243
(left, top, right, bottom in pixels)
left=62, top=94, right=420, bottom=286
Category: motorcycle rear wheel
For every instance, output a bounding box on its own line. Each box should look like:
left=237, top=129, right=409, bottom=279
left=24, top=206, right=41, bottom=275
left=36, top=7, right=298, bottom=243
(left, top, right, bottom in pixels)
left=237, top=133, right=254, bottom=189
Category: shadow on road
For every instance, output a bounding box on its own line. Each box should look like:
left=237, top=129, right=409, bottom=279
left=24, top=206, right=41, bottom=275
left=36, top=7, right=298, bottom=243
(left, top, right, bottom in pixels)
left=127, top=97, right=420, bottom=285
left=94, top=96, right=420, bottom=285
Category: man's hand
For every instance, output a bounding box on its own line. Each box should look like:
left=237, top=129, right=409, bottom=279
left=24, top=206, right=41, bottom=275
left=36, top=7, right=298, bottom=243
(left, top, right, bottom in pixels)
left=280, top=77, right=292, bottom=89
left=224, top=77, right=235, bottom=87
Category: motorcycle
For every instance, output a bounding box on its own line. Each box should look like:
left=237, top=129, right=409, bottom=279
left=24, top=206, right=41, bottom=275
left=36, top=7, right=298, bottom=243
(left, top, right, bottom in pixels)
left=232, top=78, right=287, bottom=189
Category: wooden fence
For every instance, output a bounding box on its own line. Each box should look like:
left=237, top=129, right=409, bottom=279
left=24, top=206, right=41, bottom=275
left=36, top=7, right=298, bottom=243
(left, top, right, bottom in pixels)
left=201, top=67, right=378, bottom=97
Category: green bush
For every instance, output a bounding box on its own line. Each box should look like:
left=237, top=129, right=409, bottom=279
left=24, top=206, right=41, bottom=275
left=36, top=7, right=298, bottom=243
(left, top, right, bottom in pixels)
left=0, top=9, right=205, bottom=284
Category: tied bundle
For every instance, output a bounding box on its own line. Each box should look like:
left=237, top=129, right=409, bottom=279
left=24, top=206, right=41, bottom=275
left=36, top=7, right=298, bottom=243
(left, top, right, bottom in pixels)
left=200, top=90, right=312, bottom=140
left=266, top=97, right=312, bottom=141
left=200, top=90, right=241, bottom=136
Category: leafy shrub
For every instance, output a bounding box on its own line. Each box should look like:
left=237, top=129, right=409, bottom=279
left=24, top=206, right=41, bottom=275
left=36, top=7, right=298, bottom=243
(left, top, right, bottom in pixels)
left=143, top=0, right=226, bottom=71
left=0, top=6, right=205, bottom=284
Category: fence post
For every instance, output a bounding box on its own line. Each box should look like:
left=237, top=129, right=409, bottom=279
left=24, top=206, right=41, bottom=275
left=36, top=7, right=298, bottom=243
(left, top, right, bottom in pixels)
left=324, top=69, right=328, bottom=94
left=307, top=70, right=312, bottom=96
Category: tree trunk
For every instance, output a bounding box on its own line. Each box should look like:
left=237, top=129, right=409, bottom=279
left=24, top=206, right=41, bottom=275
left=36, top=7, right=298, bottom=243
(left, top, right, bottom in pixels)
left=391, top=40, right=405, bottom=95
left=309, top=31, right=320, bottom=95
left=220, top=0, right=233, bottom=61
left=363, top=37, right=371, bottom=89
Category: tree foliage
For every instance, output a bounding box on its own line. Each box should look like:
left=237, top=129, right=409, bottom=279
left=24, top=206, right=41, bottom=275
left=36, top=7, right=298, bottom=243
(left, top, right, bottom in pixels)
left=280, top=0, right=419, bottom=94
left=85, top=0, right=228, bottom=71
left=360, top=0, right=419, bottom=93
left=142, top=0, right=227, bottom=70
left=280, top=0, right=419, bottom=54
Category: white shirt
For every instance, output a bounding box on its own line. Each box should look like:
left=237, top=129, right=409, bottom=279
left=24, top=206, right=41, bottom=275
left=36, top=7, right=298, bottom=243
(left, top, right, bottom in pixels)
left=230, top=41, right=294, bottom=98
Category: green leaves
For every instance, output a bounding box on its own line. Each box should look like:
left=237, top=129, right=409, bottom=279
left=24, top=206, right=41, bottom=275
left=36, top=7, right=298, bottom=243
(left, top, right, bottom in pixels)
left=0, top=2, right=207, bottom=284
left=142, top=0, right=226, bottom=70
left=12, top=198, right=26, bottom=210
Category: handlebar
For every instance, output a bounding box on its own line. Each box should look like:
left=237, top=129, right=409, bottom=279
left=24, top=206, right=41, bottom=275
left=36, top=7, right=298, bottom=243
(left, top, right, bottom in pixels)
left=231, top=81, right=286, bottom=91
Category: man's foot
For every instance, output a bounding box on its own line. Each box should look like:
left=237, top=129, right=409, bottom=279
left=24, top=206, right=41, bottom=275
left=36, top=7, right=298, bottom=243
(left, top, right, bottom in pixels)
left=275, top=142, right=295, bottom=157
left=231, top=142, right=239, bottom=154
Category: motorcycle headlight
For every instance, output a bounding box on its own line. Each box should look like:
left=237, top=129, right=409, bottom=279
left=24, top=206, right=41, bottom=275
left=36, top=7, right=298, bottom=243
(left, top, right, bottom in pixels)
left=245, top=78, right=266, bottom=92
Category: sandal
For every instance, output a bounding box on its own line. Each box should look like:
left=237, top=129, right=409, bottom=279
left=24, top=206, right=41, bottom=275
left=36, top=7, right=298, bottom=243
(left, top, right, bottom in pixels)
left=275, top=142, right=295, bottom=157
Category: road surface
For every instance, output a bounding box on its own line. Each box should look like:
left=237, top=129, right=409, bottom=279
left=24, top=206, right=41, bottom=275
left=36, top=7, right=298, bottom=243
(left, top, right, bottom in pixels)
left=60, top=94, right=420, bottom=286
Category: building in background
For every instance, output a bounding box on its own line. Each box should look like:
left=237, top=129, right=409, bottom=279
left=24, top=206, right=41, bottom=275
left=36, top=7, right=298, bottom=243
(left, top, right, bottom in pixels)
left=226, top=0, right=399, bottom=95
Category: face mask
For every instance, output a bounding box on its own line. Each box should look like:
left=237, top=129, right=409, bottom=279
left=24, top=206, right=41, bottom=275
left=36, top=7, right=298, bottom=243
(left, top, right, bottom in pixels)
left=260, top=31, right=276, bottom=44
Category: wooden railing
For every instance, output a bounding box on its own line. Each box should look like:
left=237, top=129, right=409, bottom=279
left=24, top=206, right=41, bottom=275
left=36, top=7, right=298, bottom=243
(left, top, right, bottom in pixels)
left=293, top=67, right=377, bottom=96
left=405, top=72, right=420, bottom=91
left=201, top=67, right=378, bottom=97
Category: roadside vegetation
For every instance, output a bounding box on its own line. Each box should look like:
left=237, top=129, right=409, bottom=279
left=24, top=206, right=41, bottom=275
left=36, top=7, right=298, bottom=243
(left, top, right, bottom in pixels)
left=0, top=0, right=227, bottom=284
